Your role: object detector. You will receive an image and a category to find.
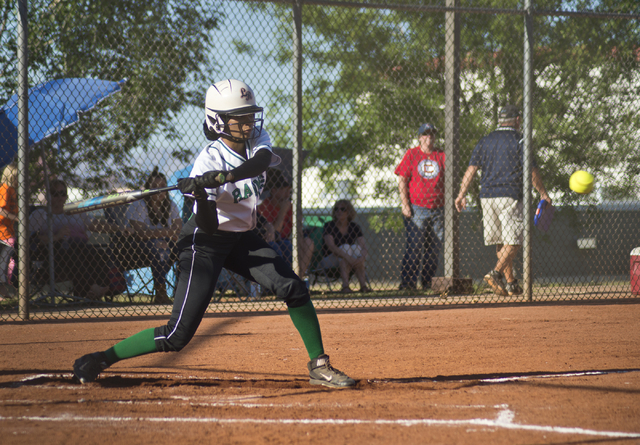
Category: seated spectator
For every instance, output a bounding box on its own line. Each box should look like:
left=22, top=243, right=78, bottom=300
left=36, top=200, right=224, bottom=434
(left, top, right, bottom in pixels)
left=0, top=163, right=18, bottom=300
left=318, top=199, right=369, bottom=293
left=125, top=167, right=182, bottom=304
left=28, top=179, right=131, bottom=300
left=257, top=168, right=314, bottom=277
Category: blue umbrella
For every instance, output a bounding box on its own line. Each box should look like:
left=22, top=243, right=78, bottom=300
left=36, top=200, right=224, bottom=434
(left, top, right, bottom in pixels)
left=0, top=78, right=125, bottom=166
left=0, top=78, right=125, bottom=303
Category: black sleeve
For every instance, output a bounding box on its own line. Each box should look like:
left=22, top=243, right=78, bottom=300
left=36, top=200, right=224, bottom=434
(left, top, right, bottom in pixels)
left=351, top=223, right=363, bottom=241
left=228, top=149, right=272, bottom=182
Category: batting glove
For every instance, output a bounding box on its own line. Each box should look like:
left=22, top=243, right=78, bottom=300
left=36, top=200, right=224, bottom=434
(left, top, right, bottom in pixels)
left=177, top=177, right=198, bottom=195
left=196, top=170, right=228, bottom=188
left=178, top=171, right=228, bottom=195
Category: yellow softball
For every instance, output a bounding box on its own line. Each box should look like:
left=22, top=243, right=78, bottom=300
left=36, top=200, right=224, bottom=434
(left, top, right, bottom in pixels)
left=569, top=171, right=594, bottom=194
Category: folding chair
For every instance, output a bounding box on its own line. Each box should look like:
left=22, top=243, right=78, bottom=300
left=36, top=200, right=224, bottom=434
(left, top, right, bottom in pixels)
left=105, top=206, right=176, bottom=303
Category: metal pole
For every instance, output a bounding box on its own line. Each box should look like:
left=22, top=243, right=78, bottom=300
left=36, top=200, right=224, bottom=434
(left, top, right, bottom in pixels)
left=17, top=0, right=29, bottom=319
left=522, top=0, right=534, bottom=301
left=444, top=0, right=461, bottom=282
left=292, top=0, right=303, bottom=276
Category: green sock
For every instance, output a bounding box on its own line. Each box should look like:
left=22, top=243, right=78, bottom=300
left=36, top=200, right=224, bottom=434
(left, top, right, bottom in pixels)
left=287, top=300, right=325, bottom=360
left=103, top=328, right=158, bottom=364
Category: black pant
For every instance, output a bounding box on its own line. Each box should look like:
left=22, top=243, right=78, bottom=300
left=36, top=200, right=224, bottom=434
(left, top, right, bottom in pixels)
left=154, top=227, right=309, bottom=352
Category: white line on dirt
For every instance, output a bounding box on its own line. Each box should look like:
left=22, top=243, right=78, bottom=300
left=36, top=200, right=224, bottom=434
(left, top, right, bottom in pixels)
left=1, top=406, right=639, bottom=439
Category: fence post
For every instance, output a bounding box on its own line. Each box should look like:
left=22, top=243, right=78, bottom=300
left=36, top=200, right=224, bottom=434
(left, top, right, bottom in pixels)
left=522, top=0, right=534, bottom=301
left=292, top=0, right=304, bottom=276
left=17, top=0, right=30, bottom=320
left=443, top=0, right=461, bottom=287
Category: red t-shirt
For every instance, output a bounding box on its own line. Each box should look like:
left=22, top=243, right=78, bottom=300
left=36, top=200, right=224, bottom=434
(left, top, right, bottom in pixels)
left=0, top=184, right=17, bottom=240
left=257, top=196, right=292, bottom=239
left=394, top=147, right=445, bottom=209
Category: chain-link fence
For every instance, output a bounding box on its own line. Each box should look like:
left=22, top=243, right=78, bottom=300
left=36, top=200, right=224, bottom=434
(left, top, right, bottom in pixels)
left=1, top=0, right=638, bottom=320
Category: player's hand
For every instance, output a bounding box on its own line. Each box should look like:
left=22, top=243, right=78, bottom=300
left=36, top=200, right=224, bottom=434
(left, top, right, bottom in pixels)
left=401, top=204, right=412, bottom=219
left=196, top=170, right=228, bottom=188
left=192, top=187, right=208, bottom=201
left=178, top=171, right=227, bottom=195
left=177, top=177, right=199, bottom=195
left=454, top=196, right=466, bottom=212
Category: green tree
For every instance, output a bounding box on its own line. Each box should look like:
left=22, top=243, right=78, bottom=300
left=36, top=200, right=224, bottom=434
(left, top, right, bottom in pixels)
left=0, top=0, right=219, bottom=191
left=249, top=0, right=640, bottom=206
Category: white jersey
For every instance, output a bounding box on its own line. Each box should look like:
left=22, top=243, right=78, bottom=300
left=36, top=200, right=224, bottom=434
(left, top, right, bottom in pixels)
left=190, top=129, right=281, bottom=232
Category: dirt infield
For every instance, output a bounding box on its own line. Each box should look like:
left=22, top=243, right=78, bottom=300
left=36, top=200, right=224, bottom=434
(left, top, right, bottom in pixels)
left=1, top=302, right=639, bottom=444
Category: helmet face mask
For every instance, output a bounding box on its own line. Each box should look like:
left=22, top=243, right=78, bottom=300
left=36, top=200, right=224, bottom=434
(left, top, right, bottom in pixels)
left=205, top=79, right=264, bottom=142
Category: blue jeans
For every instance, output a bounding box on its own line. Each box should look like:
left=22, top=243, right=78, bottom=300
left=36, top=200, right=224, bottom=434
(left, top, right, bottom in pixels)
left=401, top=206, right=444, bottom=288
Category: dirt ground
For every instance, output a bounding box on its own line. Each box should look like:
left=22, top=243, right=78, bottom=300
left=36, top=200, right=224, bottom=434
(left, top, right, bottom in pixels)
left=0, top=302, right=639, bottom=444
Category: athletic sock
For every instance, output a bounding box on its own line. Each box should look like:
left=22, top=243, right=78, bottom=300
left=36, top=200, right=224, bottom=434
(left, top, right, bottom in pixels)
left=287, top=300, right=325, bottom=360
left=103, top=328, right=158, bottom=364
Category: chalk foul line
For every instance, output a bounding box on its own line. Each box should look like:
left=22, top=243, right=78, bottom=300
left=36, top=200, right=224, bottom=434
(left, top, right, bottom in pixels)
left=1, top=406, right=639, bottom=439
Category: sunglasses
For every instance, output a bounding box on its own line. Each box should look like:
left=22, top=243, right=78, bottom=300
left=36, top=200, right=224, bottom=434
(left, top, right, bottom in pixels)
left=51, top=191, right=67, bottom=197
left=334, top=206, right=347, bottom=212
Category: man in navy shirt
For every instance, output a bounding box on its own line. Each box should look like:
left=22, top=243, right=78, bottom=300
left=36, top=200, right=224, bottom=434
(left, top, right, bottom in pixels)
left=454, top=105, right=551, bottom=296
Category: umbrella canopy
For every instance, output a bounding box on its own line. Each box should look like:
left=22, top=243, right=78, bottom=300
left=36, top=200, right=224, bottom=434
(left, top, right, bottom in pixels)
left=0, top=78, right=125, bottom=166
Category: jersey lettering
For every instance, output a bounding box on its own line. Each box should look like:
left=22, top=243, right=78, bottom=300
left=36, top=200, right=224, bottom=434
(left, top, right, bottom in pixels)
left=252, top=176, right=265, bottom=196
left=232, top=182, right=259, bottom=203
left=243, top=184, right=253, bottom=200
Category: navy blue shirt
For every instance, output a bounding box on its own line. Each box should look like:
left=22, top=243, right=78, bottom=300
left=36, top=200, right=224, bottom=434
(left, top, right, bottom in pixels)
left=322, top=220, right=363, bottom=257
left=469, top=126, right=537, bottom=200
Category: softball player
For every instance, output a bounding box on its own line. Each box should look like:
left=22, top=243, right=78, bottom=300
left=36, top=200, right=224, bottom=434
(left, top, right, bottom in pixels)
left=73, top=79, right=355, bottom=389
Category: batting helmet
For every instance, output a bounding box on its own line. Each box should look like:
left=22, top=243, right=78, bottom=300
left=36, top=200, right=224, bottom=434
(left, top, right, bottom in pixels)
left=204, top=79, right=264, bottom=141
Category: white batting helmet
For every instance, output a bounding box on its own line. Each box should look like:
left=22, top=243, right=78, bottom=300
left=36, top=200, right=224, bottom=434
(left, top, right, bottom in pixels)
left=204, top=79, right=263, bottom=141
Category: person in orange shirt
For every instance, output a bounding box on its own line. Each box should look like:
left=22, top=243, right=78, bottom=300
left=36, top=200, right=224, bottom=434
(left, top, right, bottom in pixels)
left=0, top=164, right=18, bottom=300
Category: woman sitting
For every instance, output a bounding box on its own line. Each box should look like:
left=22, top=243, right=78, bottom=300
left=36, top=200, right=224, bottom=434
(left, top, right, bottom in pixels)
left=318, top=199, right=369, bottom=293
left=125, top=168, right=182, bottom=304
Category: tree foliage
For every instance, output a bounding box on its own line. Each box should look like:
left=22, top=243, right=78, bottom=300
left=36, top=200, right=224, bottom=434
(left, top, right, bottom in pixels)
left=250, top=0, right=640, bottom=204
left=0, top=0, right=219, bottom=191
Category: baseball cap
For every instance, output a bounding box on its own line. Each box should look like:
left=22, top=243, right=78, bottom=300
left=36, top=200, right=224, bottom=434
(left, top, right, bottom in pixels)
left=499, top=105, right=520, bottom=120
left=418, top=123, right=437, bottom=136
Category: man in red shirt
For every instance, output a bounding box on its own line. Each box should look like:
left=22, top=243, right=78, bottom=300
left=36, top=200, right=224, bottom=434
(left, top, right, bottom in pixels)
left=395, top=123, right=445, bottom=290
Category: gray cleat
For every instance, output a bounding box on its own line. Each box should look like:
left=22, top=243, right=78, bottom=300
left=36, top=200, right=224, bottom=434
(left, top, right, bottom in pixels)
left=73, top=352, right=110, bottom=383
left=308, top=354, right=355, bottom=388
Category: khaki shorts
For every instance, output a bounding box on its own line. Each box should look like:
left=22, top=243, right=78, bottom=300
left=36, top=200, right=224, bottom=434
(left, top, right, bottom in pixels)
left=480, top=197, right=523, bottom=246
left=318, top=244, right=362, bottom=269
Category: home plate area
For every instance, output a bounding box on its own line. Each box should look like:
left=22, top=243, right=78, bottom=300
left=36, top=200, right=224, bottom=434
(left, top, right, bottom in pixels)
left=0, top=305, right=639, bottom=444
